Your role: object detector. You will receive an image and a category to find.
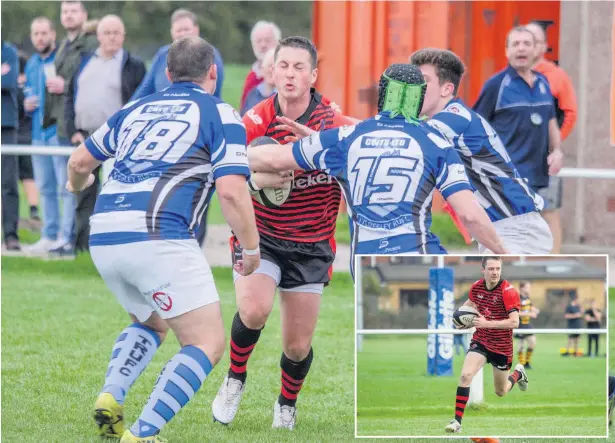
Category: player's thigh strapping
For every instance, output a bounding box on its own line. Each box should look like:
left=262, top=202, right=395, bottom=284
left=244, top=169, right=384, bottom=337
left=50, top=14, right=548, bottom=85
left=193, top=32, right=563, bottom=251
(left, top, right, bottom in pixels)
left=478, top=211, right=553, bottom=254
left=231, top=233, right=335, bottom=294
left=91, top=239, right=219, bottom=321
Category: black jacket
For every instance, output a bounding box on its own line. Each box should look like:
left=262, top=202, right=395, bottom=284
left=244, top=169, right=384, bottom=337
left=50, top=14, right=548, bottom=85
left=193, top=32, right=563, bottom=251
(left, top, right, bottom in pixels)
left=65, top=49, right=146, bottom=139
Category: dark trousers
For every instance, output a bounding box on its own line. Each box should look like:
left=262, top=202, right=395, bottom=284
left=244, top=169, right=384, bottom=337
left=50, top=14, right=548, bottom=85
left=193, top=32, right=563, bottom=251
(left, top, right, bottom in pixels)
left=1, top=127, right=19, bottom=242
left=74, top=163, right=101, bottom=252
left=588, top=334, right=599, bottom=356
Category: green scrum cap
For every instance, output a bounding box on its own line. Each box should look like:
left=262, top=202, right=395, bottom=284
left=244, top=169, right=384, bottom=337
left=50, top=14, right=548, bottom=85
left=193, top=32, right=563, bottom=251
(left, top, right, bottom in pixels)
left=377, top=63, right=427, bottom=124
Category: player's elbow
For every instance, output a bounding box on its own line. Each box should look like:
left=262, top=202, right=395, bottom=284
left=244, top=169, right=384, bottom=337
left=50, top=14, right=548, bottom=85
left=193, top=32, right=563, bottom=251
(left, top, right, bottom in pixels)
left=511, top=317, right=520, bottom=328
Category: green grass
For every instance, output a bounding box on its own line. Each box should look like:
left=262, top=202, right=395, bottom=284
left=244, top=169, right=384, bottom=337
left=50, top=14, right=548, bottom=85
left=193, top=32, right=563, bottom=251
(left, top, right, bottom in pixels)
left=357, top=334, right=607, bottom=438
left=1, top=255, right=355, bottom=442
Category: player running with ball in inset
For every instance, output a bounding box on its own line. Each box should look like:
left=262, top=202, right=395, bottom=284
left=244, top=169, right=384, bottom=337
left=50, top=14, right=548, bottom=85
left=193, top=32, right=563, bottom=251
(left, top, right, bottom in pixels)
left=447, top=256, right=528, bottom=434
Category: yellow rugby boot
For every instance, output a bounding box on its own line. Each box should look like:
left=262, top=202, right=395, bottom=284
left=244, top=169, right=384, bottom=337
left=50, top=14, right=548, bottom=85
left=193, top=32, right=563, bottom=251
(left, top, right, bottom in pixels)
left=94, top=392, right=125, bottom=438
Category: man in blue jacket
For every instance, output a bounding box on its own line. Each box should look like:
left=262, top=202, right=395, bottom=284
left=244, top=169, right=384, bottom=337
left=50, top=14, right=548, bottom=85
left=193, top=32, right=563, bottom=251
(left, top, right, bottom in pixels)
left=131, top=8, right=224, bottom=101
left=1, top=40, right=20, bottom=251
left=23, top=16, right=78, bottom=257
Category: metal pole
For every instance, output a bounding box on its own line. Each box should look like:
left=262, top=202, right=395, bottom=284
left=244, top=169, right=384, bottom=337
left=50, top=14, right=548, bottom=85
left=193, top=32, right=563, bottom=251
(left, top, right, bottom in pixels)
left=356, top=255, right=364, bottom=352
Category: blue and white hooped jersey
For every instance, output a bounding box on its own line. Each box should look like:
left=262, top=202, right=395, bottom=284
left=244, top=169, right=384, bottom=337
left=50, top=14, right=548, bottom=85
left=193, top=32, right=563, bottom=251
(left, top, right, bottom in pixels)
left=85, top=82, right=250, bottom=246
left=427, top=98, right=544, bottom=223
left=292, top=111, right=473, bottom=257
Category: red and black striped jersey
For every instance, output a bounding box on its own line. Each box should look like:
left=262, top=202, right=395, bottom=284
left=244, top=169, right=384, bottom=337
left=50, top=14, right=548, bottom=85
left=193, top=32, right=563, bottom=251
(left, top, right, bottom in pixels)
left=243, top=89, right=355, bottom=242
left=469, top=278, right=520, bottom=357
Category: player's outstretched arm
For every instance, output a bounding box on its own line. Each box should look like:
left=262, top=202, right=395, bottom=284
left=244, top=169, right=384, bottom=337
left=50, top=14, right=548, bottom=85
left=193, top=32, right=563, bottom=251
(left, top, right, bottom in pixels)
left=248, top=145, right=300, bottom=172
left=446, top=190, right=509, bottom=254
left=66, top=143, right=102, bottom=193
left=216, top=174, right=261, bottom=275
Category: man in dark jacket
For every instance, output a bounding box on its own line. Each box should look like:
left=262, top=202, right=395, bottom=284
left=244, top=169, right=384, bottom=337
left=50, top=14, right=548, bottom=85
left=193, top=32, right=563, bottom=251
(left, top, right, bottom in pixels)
left=60, top=14, right=146, bottom=255
left=1, top=40, right=20, bottom=251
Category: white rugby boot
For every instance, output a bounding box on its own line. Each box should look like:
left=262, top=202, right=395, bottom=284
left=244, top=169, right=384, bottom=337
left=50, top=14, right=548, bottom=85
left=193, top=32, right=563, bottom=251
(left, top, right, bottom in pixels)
left=515, top=363, right=529, bottom=391
left=272, top=400, right=296, bottom=430
left=211, top=376, right=246, bottom=425
left=444, top=418, right=462, bottom=433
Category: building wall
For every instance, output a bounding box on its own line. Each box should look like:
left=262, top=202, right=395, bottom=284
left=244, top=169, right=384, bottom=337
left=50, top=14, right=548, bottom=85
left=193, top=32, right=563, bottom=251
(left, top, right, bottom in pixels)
left=560, top=2, right=615, bottom=245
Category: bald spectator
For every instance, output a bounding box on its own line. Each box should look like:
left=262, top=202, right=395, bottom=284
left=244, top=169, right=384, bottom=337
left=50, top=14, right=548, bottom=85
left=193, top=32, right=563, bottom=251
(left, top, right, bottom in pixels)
left=526, top=22, right=578, bottom=253
left=240, top=20, right=281, bottom=110
left=240, top=48, right=276, bottom=115
left=63, top=15, right=145, bottom=257
left=131, top=8, right=224, bottom=100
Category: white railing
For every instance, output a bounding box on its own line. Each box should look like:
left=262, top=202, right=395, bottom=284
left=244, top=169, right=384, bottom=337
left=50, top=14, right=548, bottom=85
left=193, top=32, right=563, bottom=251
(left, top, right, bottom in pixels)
left=2, top=144, right=615, bottom=179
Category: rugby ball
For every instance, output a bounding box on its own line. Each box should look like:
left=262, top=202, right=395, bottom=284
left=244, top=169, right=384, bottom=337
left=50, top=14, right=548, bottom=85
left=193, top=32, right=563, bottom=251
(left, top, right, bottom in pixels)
left=453, top=306, right=480, bottom=329
left=248, top=136, right=293, bottom=208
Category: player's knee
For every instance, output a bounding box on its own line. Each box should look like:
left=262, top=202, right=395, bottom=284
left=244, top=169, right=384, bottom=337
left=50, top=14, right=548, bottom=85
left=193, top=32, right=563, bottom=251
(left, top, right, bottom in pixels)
left=459, top=371, right=474, bottom=386
left=495, top=388, right=507, bottom=397
left=283, top=340, right=312, bottom=362
left=239, top=302, right=271, bottom=329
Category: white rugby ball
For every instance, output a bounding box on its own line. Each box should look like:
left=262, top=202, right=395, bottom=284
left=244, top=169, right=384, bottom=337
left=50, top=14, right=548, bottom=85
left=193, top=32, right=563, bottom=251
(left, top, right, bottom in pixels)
left=249, top=136, right=293, bottom=208
left=453, top=306, right=479, bottom=329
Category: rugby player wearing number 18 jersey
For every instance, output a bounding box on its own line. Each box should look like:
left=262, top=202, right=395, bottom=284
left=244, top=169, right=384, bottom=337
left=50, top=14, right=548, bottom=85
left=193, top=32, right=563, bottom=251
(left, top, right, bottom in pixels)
left=211, top=36, right=354, bottom=430
left=248, top=63, right=508, bottom=271
left=446, top=256, right=528, bottom=434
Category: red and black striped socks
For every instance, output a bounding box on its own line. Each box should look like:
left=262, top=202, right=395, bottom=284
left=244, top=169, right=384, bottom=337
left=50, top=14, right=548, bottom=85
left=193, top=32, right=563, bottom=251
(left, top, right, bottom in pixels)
left=455, top=386, right=470, bottom=423
left=228, top=312, right=262, bottom=383
left=508, top=368, right=522, bottom=391
left=279, top=348, right=314, bottom=407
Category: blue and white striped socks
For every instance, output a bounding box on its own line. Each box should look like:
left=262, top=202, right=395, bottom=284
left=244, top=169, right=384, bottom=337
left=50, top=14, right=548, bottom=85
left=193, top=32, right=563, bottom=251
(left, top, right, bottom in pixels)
left=130, top=345, right=213, bottom=438
left=102, top=323, right=161, bottom=405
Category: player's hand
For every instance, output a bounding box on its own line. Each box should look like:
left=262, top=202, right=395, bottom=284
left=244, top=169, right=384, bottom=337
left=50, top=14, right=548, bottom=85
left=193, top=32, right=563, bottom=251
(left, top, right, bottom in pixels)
left=1, top=63, right=11, bottom=76
left=472, top=316, right=490, bottom=328
left=234, top=250, right=261, bottom=276
left=65, top=173, right=95, bottom=194
left=252, top=171, right=293, bottom=189
left=71, top=132, right=85, bottom=145
left=276, top=116, right=316, bottom=140
left=548, top=149, right=563, bottom=175
left=330, top=101, right=342, bottom=113
left=45, top=76, right=65, bottom=94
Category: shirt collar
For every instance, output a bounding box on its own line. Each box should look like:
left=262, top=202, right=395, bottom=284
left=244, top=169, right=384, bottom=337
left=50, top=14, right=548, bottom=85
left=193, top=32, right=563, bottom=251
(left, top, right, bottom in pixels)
left=171, top=81, right=206, bottom=92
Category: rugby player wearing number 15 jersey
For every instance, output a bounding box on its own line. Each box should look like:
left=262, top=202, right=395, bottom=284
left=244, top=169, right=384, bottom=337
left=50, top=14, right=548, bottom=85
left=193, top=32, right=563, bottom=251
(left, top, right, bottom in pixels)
left=447, top=256, right=528, bottom=434
left=248, top=63, right=508, bottom=270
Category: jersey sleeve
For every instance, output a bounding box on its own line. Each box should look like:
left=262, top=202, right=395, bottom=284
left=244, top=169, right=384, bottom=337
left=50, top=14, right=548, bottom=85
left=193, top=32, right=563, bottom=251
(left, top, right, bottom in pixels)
left=211, top=102, right=250, bottom=180
left=427, top=107, right=472, bottom=147
left=434, top=143, right=473, bottom=199
left=84, top=109, right=125, bottom=161
left=242, top=106, right=268, bottom=143
left=502, top=284, right=521, bottom=314
left=292, top=125, right=354, bottom=177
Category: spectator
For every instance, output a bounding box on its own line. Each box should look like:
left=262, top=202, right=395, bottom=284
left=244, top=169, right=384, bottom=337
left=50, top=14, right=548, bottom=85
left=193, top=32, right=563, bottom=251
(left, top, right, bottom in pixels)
left=240, top=20, right=281, bottom=111
left=1, top=40, right=21, bottom=251
left=526, top=22, right=578, bottom=253
left=22, top=16, right=73, bottom=257
left=62, top=15, right=145, bottom=257
left=584, top=299, right=601, bottom=357
left=131, top=8, right=224, bottom=100
left=473, top=26, right=563, bottom=206
left=54, top=1, right=98, bottom=144
left=240, top=48, right=276, bottom=115
left=17, top=54, right=41, bottom=229
left=563, top=294, right=582, bottom=356
left=130, top=9, right=224, bottom=247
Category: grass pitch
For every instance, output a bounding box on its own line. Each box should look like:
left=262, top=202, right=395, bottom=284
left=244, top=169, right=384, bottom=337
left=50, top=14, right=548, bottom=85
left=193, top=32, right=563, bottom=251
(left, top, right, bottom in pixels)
left=1, top=255, right=354, bottom=442
left=357, top=328, right=608, bottom=439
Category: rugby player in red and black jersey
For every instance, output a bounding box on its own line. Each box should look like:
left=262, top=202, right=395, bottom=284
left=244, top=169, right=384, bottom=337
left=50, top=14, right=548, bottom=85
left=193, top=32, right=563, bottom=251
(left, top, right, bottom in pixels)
left=211, top=36, right=355, bottom=430
left=446, top=256, right=528, bottom=434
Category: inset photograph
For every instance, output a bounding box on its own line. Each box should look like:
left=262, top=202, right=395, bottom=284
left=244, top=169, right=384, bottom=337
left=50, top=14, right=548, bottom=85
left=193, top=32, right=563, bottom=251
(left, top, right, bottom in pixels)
left=356, top=255, right=608, bottom=439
